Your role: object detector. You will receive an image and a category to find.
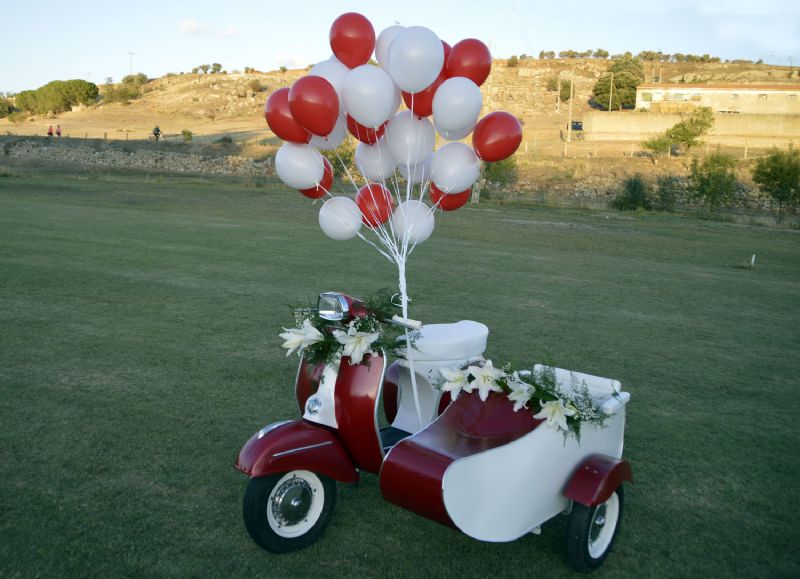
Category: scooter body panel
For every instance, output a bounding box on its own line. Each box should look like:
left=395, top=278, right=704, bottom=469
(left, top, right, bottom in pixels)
left=563, top=453, right=633, bottom=507
left=295, top=357, right=324, bottom=414
left=235, top=419, right=359, bottom=483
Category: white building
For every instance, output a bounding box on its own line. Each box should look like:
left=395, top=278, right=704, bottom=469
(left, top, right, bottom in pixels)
left=635, top=83, right=800, bottom=115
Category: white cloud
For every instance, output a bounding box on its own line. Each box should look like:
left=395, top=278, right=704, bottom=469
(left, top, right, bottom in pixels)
left=178, top=19, right=210, bottom=35
left=220, top=25, right=239, bottom=38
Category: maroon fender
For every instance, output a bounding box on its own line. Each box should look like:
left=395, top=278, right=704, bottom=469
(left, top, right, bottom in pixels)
left=235, top=420, right=359, bottom=483
left=563, top=454, right=633, bottom=507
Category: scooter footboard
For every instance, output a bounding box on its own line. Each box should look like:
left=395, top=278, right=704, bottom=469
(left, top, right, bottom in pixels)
left=235, top=420, right=358, bottom=483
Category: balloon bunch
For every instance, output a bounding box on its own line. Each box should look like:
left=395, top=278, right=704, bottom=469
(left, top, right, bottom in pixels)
left=266, top=12, right=522, bottom=314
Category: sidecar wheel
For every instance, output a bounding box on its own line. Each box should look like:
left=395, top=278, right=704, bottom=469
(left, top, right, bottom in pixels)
left=565, top=485, right=624, bottom=572
left=243, top=470, right=336, bottom=553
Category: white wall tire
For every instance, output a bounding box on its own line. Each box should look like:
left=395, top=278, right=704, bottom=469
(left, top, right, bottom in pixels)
left=566, top=485, right=624, bottom=571
left=243, top=470, right=336, bottom=553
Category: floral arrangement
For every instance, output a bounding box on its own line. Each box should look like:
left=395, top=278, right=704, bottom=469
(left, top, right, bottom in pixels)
left=439, top=361, right=614, bottom=440
left=279, top=289, right=407, bottom=366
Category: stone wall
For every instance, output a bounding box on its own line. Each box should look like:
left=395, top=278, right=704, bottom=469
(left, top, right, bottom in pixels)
left=583, top=111, right=800, bottom=146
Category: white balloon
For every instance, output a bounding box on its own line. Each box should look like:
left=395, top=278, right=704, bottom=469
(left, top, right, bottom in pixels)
left=275, top=142, right=324, bottom=190
left=319, top=197, right=362, bottom=241
left=431, top=142, right=481, bottom=194
left=376, top=25, right=404, bottom=69
left=438, top=125, right=473, bottom=142
left=309, top=56, right=349, bottom=104
left=355, top=137, right=396, bottom=181
left=387, top=26, right=444, bottom=93
left=386, top=111, right=435, bottom=167
left=433, top=77, right=482, bottom=135
left=390, top=83, right=402, bottom=115
left=310, top=114, right=347, bottom=150
left=391, top=200, right=435, bottom=245
left=342, top=65, right=397, bottom=128
left=397, top=153, right=433, bottom=184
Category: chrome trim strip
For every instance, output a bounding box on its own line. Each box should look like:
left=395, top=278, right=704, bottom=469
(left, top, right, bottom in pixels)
left=273, top=440, right=333, bottom=458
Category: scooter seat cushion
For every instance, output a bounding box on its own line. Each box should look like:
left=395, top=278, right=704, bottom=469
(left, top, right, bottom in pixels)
left=408, top=321, right=488, bottom=362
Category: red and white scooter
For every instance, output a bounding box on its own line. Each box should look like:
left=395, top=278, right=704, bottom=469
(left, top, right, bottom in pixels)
left=236, top=291, right=632, bottom=572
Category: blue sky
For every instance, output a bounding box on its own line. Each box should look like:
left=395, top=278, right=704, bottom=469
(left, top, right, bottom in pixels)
left=2, top=0, right=798, bottom=94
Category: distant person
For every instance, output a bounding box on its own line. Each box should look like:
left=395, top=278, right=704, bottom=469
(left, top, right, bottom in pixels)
left=152, top=125, right=161, bottom=142
left=56, top=125, right=62, bottom=139
left=47, top=125, right=53, bottom=139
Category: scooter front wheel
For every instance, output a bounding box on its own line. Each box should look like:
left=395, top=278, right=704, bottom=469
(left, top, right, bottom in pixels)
left=243, top=470, right=336, bottom=553
left=565, top=485, right=624, bottom=572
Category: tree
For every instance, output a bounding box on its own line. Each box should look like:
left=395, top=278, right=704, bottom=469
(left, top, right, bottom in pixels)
left=608, top=55, right=645, bottom=81
left=211, top=63, right=222, bottom=74
left=506, top=55, right=519, bottom=67
left=191, top=67, right=199, bottom=74
left=591, top=71, right=639, bottom=110
left=666, top=107, right=714, bottom=151
left=13, top=80, right=98, bottom=114
left=199, top=64, right=210, bottom=74
left=559, top=79, right=572, bottom=102
left=593, top=48, right=609, bottom=59
left=752, top=147, right=800, bottom=221
left=611, top=174, right=652, bottom=211
left=0, top=97, right=14, bottom=118
left=689, top=153, right=737, bottom=211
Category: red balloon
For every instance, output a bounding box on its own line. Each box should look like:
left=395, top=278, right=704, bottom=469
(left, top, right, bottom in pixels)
left=472, top=112, right=523, bottom=162
left=402, top=69, right=446, bottom=117
left=346, top=114, right=387, bottom=144
left=356, top=183, right=394, bottom=227
left=299, top=157, right=334, bottom=199
left=430, top=183, right=470, bottom=211
left=264, top=88, right=310, bottom=143
left=330, top=12, right=375, bottom=69
left=446, top=38, right=492, bottom=86
left=288, top=76, right=340, bottom=137
left=442, top=41, right=452, bottom=65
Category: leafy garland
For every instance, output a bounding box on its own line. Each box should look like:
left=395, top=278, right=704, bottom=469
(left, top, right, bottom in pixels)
left=439, top=361, right=614, bottom=440
left=279, top=289, right=407, bottom=366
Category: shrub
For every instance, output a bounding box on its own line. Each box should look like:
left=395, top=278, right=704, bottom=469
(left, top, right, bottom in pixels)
left=611, top=174, right=652, bottom=211
left=483, top=156, right=518, bottom=187
left=182, top=129, right=193, bottom=143
left=655, top=175, right=683, bottom=212
left=506, top=55, right=519, bottom=67
left=248, top=79, right=264, bottom=93
left=546, top=76, right=559, bottom=92
left=689, top=153, right=737, bottom=211
left=14, top=80, right=99, bottom=114
left=752, top=147, right=800, bottom=221
left=321, top=140, right=356, bottom=180
left=0, top=97, right=14, bottom=118
left=643, top=134, right=671, bottom=157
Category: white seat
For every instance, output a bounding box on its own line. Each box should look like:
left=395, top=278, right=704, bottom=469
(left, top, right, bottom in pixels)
left=408, top=321, right=488, bottom=362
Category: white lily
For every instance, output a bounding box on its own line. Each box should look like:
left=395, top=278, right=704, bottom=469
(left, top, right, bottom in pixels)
left=279, top=318, right=324, bottom=357
left=533, top=398, right=577, bottom=433
left=506, top=372, right=533, bottom=412
left=439, top=367, right=470, bottom=401
left=467, top=359, right=505, bottom=401
left=334, top=323, right=380, bottom=365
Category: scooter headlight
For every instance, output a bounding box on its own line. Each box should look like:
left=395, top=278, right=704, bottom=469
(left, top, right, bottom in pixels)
left=305, top=396, right=322, bottom=415
left=318, top=292, right=349, bottom=321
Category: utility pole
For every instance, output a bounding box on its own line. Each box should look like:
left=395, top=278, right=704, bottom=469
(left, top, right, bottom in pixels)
left=128, top=52, right=135, bottom=76
left=608, top=71, right=614, bottom=112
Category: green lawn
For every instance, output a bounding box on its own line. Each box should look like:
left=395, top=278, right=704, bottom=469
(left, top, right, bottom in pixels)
left=1, top=172, right=798, bottom=578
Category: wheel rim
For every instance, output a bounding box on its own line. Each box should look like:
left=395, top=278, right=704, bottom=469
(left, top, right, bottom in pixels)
left=266, top=471, right=325, bottom=538
left=587, top=491, right=620, bottom=559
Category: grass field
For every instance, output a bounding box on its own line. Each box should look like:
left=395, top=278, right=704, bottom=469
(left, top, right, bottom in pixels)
left=1, top=171, right=798, bottom=578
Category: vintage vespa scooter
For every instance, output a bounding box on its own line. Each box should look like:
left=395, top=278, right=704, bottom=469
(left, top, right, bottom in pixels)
left=235, top=291, right=632, bottom=572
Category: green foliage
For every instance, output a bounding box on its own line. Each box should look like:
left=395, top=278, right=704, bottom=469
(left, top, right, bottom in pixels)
left=591, top=71, right=639, bottom=110
left=279, top=66, right=288, bottom=73
left=611, top=174, right=652, bottom=211
left=247, top=79, right=264, bottom=93
left=13, top=80, right=99, bottom=114
left=0, top=97, right=15, bottom=118
left=199, top=64, right=210, bottom=74
left=546, top=76, right=558, bottom=92
left=211, top=63, right=222, bottom=74
left=608, top=54, right=645, bottom=81
left=593, top=48, right=609, bottom=59
left=752, top=147, right=800, bottom=220
left=538, top=50, right=555, bottom=59
left=482, top=156, right=518, bottom=186
left=559, top=79, right=572, bottom=102
left=122, top=73, right=148, bottom=86
left=321, top=140, right=355, bottom=180
left=655, top=175, right=684, bottom=212
left=506, top=55, right=519, bottom=67
left=181, top=129, right=193, bottom=143
left=666, top=107, right=714, bottom=150
left=643, top=134, right=672, bottom=156
left=690, top=153, right=737, bottom=211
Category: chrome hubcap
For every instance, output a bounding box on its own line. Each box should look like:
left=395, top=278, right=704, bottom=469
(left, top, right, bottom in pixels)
left=271, top=477, right=313, bottom=527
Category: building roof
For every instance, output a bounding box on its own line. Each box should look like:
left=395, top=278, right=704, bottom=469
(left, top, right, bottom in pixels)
left=637, top=83, right=800, bottom=91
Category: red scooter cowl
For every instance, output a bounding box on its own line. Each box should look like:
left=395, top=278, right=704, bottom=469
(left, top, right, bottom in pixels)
left=235, top=420, right=359, bottom=483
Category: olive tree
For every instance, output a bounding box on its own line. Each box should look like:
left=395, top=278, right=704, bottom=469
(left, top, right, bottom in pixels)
left=752, top=147, right=800, bottom=221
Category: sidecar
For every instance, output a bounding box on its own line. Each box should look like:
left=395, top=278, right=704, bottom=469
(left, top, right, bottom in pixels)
left=380, top=365, right=632, bottom=571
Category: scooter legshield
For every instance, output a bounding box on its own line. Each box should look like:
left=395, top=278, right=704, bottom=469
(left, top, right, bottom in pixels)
left=235, top=420, right=359, bottom=483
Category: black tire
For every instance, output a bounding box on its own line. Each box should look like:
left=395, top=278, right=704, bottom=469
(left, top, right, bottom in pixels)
left=565, top=485, right=624, bottom=572
left=243, top=470, right=336, bottom=553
